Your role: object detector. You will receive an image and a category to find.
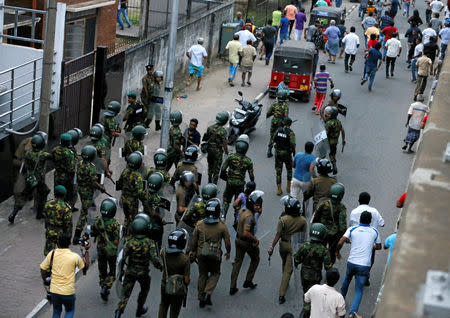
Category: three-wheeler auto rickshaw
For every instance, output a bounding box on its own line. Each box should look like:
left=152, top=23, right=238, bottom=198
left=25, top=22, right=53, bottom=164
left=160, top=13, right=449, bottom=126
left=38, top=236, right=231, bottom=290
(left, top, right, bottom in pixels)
left=310, top=7, right=345, bottom=43
left=268, top=41, right=315, bottom=102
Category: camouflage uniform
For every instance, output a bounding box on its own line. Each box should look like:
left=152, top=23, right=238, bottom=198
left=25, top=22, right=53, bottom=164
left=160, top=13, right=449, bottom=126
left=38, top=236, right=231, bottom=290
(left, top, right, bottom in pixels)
left=123, top=137, right=144, bottom=159
left=44, top=198, right=72, bottom=255
left=24, top=149, right=52, bottom=213
left=52, top=145, right=76, bottom=206
left=271, top=126, right=296, bottom=185
left=167, top=126, right=185, bottom=171
left=100, top=135, right=112, bottom=164
left=117, top=168, right=145, bottom=234
left=141, top=75, right=161, bottom=122
left=101, top=115, right=120, bottom=148
left=325, top=118, right=342, bottom=163
left=175, top=184, right=196, bottom=224
left=183, top=199, right=207, bottom=228
left=312, top=199, right=347, bottom=264
left=91, top=216, right=121, bottom=288
left=267, top=101, right=289, bottom=147
left=221, top=153, right=254, bottom=213
left=12, top=137, right=32, bottom=210
left=294, top=241, right=332, bottom=294
left=75, top=160, right=97, bottom=232
left=146, top=167, right=170, bottom=183
left=124, top=100, right=147, bottom=132
left=141, top=191, right=164, bottom=248
left=115, top=237, right=162, bottom=312
left=170, top=162, right=198, bottom=185
left=203, top=123, right=228, bottom=184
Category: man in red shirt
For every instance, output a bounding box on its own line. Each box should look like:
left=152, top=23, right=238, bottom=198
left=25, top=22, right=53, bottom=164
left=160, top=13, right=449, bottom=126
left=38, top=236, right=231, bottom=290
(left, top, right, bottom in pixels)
left=382, top=22, right=398, bottom=58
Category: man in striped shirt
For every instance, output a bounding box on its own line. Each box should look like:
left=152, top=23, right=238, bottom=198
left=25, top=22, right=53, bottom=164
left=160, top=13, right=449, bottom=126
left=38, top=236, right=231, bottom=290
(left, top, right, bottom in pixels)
left=313, top=65, right=334, bottom=114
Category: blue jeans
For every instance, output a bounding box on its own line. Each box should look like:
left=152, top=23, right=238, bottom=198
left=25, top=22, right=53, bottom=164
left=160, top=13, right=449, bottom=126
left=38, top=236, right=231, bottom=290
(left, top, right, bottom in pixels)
left=411, top=58, right=417, bottom=81
left=51, top=293, right=76, bottom=318
left=404, top=2, right=410, bottom=17
left=359, top=6, right=367, bottom=19
left=336, top=0, right=342, bottom=7
left=264, top=41, right=274, bottom=60
left=313, top=52, right=319, bottom=77
left=364, top=65, right=378, bottom=89
left=280, top=32, right=289, bottom=45
left=441, top=43, right=448, bottom=60
left=117, top=8, right=131, bottom=28
left=341, top=262, right=370, bottom=316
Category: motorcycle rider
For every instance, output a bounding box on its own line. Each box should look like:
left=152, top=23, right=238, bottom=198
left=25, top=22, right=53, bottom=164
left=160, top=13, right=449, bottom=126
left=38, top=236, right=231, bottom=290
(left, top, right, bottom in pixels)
left=266, top=90, right=289, bottom=158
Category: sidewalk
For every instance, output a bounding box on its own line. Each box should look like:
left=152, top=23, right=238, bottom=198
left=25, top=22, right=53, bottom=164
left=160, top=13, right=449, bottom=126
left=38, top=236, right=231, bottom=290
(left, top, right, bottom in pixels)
left=0, top=56, right=270, bottom=318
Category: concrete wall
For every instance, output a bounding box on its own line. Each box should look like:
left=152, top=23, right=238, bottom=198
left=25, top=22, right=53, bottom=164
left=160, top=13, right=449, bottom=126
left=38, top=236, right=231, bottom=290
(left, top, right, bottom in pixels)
left=120, top=1, right=234, bottom=108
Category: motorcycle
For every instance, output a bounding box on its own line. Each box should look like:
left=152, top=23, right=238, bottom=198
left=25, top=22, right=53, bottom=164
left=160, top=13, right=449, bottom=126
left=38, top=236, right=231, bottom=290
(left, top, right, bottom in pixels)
left=227, top=91, right=262, bottom=145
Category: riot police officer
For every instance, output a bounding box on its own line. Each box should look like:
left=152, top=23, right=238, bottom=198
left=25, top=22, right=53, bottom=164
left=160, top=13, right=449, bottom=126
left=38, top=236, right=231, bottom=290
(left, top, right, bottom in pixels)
left=146, top=148, right=170, bottom=182
left=142, top=172, right=166, bottom=249
left=324, top=106, right=346, bottom=175
left=303, top=158, right=337, bottom=212
left=183, top=183, right=218, bottom=229
left=100, top=101, right=122, bottom=147
left=144, top=70, right=164, bottom=130
left=170, top=145, right=200, bottom=188
left=175, top=171, right=196, bottom=225
left=268, top=195, right=307, bottom=304
left=67, top=128, right=83, bottom=155
left=52, top=133, right=76, bottom=209
left=123, top=92, right=147, bottom=133
left=266, top=90, right=289, bottom=158
left=122, top=125, right=146, bottom=159
left=167, top=111, right=185, bottom=171
left=89, top=125, right=111, bottom=175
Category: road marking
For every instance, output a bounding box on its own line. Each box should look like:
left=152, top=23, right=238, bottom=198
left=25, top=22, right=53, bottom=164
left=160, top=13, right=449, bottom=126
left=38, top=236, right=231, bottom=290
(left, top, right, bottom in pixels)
left=345, top=4, right=358, bottom=19
left=0, top=245, right=11, bottom=256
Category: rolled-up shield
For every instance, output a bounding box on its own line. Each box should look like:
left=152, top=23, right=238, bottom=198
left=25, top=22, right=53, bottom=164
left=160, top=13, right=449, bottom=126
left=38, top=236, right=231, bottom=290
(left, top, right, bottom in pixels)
left=115, top=248, right=125, bottom=297
left=311, top=121, right=330, bottom=159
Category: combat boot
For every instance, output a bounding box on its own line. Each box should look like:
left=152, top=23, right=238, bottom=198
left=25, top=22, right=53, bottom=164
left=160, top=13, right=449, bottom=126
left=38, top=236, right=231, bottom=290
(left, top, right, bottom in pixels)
left=205, top=294, right=212, bottom=306
left=35, top=209, right=44, bottom=219
left=114, top=310, right=122, bottom=318
left=332, top=161, right=338, bottom=175
left=286, top=181, right=291, bottom=194
left=267, top=146, right=273, bottom=158
left=100, top=286, right=109, bottom=301
left=8, top=207, right=20, bottom=224
left=155, top=120, right=161, bottom=131
left=144, top=118, right=152, bottom=128
left=277, top=184, right=282, bottom=196
left=136, top=303, right=148, bottom=317
left=72, top=229, right=81, bottom=245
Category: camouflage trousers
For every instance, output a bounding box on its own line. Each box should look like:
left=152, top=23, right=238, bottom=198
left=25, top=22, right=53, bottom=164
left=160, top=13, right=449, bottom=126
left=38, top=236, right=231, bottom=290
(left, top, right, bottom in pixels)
left=17, top=181, right=50, bottom=212
left=166, top=153, right=182, bottom=172
left=222, top=180, right=245, bottom=218
left=158, top=288, right=184, bottom=318
left=98, top=247, right=117, bottom=288
left=122, top=195, right=139, bottom=237
left=269, top=120, right=283, bottom=147
left=13, top=173, right=32, bottom=209
left=328, top=141, right=338, bottom=162
left=44, top=228, right=63, bottom=256
left=207, top=150, right=224, bottom=184
left=75, top=187, right=94, bottom=232
left=55, top=172, right=76, bottom=206
left=275, top=150, right=292, bottom=185
left=300, top=267, right=322, bottom=294
left=116, top=266, right=151, bottom=312
left=325, top=232, right=341, bottom=265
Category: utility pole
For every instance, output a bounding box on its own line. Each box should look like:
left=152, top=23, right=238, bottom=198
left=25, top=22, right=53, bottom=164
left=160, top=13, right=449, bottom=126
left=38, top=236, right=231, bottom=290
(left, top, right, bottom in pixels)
left=160, top=0, right=179, bottom=149
left=39, top=0, right=57, bottom=134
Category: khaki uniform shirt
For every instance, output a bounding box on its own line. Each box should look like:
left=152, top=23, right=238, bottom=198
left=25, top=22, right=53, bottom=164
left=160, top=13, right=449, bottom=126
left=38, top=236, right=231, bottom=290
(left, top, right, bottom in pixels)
left=416, top=55, right=432, bottom=76
left=160, top=249, right=190, bottom=289
left=277, top=214, right=307, bottom=243
left=237, top=209, right=256, bottom=243
left=193, top=220, right=230, bottom=256
left=305, top=175, right=337, bottom=208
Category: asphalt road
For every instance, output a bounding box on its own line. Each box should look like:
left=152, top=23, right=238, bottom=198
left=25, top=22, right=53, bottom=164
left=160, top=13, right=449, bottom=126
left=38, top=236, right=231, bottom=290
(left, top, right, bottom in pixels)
left=36, top=3, right=421, bottom=318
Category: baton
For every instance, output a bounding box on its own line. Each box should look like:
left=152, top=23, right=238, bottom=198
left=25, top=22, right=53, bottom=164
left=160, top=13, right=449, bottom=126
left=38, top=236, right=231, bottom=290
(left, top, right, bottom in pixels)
left=341, top=142, right=345, bottom=153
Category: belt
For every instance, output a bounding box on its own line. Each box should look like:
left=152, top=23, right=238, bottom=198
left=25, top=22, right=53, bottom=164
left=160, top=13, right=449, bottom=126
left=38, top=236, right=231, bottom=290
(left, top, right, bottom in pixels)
left=236, top=234, right=253, bottom=243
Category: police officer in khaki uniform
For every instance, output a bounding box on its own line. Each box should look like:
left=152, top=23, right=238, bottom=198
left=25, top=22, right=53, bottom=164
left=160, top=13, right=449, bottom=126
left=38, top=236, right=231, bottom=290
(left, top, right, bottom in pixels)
left=190, top=198, right=231, bottom=308
left=303, top=158, right=336, bottom=212
left=230, top=190, right=264, bottom=295
left=268, top=195, right=307, bottom=304
left=175, top=171, right=196, bottom=225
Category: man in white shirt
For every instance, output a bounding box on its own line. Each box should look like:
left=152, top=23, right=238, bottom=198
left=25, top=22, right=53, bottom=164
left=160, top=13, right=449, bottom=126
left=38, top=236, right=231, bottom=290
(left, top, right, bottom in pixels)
left=235, top=26, right=257, bottom=47
left=430, top=0, right=444, bottom=14
left=304, top=268, right=346, bottom=318
left=384, top=32, right=402, bottom=77
left=422, top=22, right=437, bottom=44
left=337, top=211, right=381, bottom=318
left=402, top=94, right=429, bottom=152
left=186, top=37, right=208, bottom=91
left=342, top=26, right=360, bottom=73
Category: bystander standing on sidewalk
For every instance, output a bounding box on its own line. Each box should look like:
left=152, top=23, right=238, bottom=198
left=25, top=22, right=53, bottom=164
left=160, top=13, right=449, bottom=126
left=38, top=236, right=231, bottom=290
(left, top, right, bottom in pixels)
left=240, top=39, right=257, bottom=87
left=384, top=32, right=402, bottom=78
left=117, top=0, right=131, bottom=30
left=40, top=233, right=89, bottom=318
left=342, top=27, right=360, bottom=73
left=234, top=11, right=245, bottom=29
left=225, top=34, right=243, bottom=87
left=186, top=38, right=208, bottom=91
left=402, top=94, right=429, bottom=152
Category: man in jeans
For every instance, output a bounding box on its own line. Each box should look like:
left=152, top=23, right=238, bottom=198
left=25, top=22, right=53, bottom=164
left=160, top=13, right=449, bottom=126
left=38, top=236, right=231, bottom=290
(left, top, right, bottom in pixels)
left=336, top=211, right=381, bottom=318
left=361, top=42, right=383, bottom=91
left=40, top=233, right=89, bottom=318
left=279, top=11, right=290, bottom=44
left=261, top=19, right=277, bottom=65
left=291, top=142, right=315, bottom=216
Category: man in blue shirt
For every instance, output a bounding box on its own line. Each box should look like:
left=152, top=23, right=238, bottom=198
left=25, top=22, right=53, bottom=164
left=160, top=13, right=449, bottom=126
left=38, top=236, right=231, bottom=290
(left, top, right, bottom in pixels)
left=384, top=232, right=397, bottom=265
left=389, top=0, right=401, bottom=18
left=361, top=42, right=383, bottom=91
left=279, top=12, right=290, bottom=44
left=233, top=11, right=245, bottom=29
left=291, top=142, right=315, bottom=216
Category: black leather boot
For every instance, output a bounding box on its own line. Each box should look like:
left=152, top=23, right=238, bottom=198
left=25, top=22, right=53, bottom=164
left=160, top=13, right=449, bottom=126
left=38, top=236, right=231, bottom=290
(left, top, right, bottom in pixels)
left=8, top=207, right=20, bottom=224
left=155, top=120, right=161, bottom=131
left=267, top=146, right=273, bottom=158
left=136, top=303, right=148, bottom=317
left=114, top=310, right=122, bottom=318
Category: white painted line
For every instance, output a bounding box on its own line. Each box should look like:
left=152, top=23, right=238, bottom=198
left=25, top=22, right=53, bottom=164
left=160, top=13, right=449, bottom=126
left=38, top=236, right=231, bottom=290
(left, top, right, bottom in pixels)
left=25, top=299, right=49, bottom=318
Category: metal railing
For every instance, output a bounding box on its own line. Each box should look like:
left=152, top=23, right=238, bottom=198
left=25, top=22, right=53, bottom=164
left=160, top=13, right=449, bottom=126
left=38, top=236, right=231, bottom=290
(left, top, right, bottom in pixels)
left=0, top=57, right=42, bottom=131
left=0, top=4, right=46, bottom=44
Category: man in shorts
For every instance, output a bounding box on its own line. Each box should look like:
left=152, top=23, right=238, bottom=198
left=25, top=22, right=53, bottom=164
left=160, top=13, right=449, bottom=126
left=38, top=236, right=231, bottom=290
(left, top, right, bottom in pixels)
left=186, top=37, right=208, bottom=91
left=239, top=39, right=257, bottom=87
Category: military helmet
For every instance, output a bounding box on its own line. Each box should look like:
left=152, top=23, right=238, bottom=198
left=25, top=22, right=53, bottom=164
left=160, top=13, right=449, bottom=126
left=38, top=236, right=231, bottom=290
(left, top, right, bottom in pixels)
left=106, top=101, right=121, bottom=116
left=216, top=111, right=230, bottom=125
left=131, top=217, right=149, bottom=239
left=131, top=125, right=147, bottom=140
left=147, top=172, right=164, bottom=193
left=235, top=134, right=250, bottom=154
left=31, top=134, right=46, bottom=150
left=310, top=223, right=328, bottom=242
left=60, top=133, right=72, bottom=146
left=283, top=116, right=293, bottom=126
left=276, top=89, right=288, bottom=101
left=54, top=185, right=67, bottom=197
left=330, top=182, right=345, bottom=202
left=316, top=158, right=332, bottom=175
left=127, top=151, right=143, bottom=170
left=183, top=145, right=199, bottom=163
left=36, top=131, right=48, bottom=146
left=324, top=106, right=338, bottom=119
left=81, top=145, right=97, bottom=162
left=154, top=70, right=164, bottom=79
left=201, top=183, right=218, bottom=201
left=204, top=198, right=221, bottom=224
left=244, top=181, right=256, bottom=195
left=330, top=89, right=342, bottom=99
left=153, top=148, right=168, bottom=169
left=89, top=125, right=103, bottom=141
left=94, top=123, right=105, bottom=134
left=135, top=213, right=151, bottom=224
left=167, top=229, right=188, bottom=253
left=67, top=128, right=83, bottom=146
left=247, top=190, right=264, bottom=212
left=180, top=170, right=195, bottom=185
left=170, top=111, right=183, bottom=126
left=100, top=198, right=117, bottom=218
left=280, top=195, right=301, bottom=216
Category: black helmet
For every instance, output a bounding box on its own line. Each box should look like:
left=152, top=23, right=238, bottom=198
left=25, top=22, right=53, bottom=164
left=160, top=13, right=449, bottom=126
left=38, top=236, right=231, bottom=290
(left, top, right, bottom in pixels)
left=247, top=190, right=264, bottom=212
left=183, top=145, right=199, bottom=163
left=81, top=145, right=97, bottom=162
left=283, top=117, right=293, bottom=126
left=127, top=151, right=143, bottom=170
left=330, top=89, right=342, bottom=99
left=106, top=101, right=121, bottom=116
left=132, top=217, right=149, bottom=239
left=316, top=158, right=332, bottom=175
left=167, top=229, right=188, bottom=253
left=204, top=198, right=221, bottom=224
left=180, top=170, right=195, bottom=185
left=201, top=183, right=218, bottom=201
left=244, top=181, right=256, bottom=195
left=67, top=128, right=83, bottom=146
left=324, top=106, right=338, bottom=119
left=147, top=172, right=164, bottom=193
left=235, top=134, right=249, bottom=154
left=170, top=111, right=182, bottom=127
left=280, top=195, right=301, bottom=216
left=132, top=125, right=147, bottom=140
left=31, top=134, right=45, bottom=150
left=310, top=223, right=328, bottom=242
left=100, top=198, right=117, bottom=218
left=89, top=125, right=103, bottom=142
left=215, top=111, right=229, bottom=125
left=330, top=182, right=345, bottom=202
left=153, top=148, right=168, bottom=169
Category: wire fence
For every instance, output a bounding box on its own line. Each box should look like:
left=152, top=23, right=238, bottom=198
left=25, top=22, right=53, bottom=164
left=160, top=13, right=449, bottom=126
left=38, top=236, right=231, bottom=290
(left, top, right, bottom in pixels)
left=245, top=0, right=300, bottom=27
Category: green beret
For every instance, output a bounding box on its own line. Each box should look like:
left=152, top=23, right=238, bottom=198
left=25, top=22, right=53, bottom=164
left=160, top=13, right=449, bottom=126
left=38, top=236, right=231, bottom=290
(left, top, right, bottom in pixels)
left=127, top=92, right=137, bottom=98
left=54, top=185, right=67, bottom=196
left=60, top=133, right=72, bottom=141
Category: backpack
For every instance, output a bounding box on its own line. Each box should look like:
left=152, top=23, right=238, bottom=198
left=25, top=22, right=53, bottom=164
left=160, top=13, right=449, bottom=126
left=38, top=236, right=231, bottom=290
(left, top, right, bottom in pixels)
left=162, top=249, right=187, bottom=296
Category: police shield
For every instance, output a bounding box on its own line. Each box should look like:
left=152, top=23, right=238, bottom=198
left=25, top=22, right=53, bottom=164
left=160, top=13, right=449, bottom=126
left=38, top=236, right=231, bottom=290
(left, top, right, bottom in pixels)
left=93, top=157, right=107, bottom=184
left=177, top=193, right=199, bottom=235
left=311, top=121, right=330, bottom=159
left=115, top=248, right=125, bottom=297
